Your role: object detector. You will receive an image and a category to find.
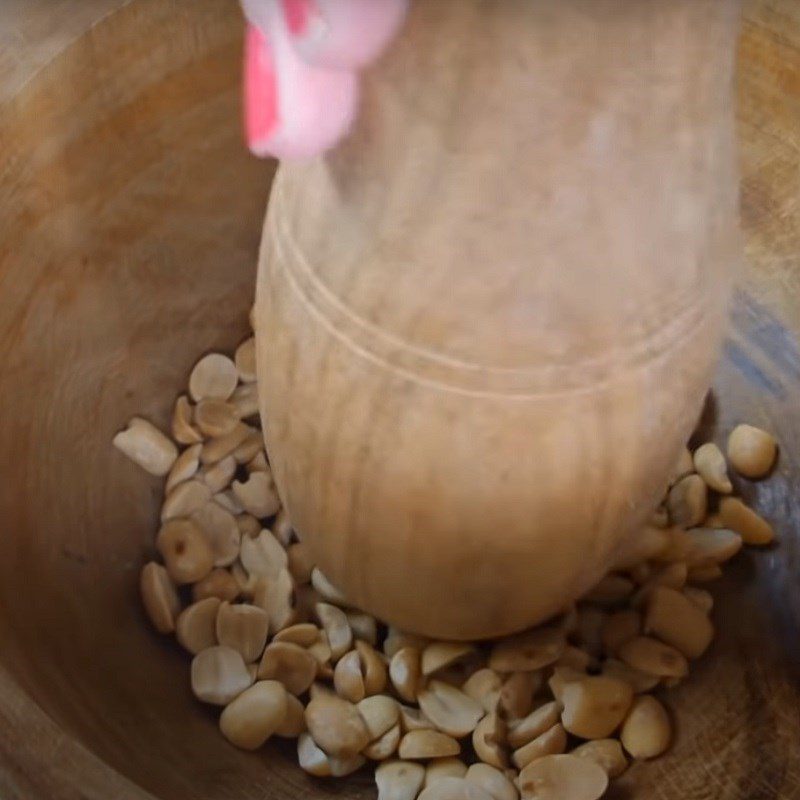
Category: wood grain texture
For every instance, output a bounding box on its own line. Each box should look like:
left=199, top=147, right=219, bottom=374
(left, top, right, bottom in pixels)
left=256, top=0, right=741, bottom=639
left=0, top=0, right=796, bottom=799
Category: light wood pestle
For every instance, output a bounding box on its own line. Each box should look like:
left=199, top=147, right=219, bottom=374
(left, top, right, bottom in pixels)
left=254, top=0, right=741, bottom=639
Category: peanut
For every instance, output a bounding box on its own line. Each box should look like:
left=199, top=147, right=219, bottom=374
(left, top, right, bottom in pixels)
left=231, top=382, right=259, bottom=420
left=462, top=668, right=503, bottom=714
left=619, top=695, right=671, bottom=759
left=507, top=702, right=562, bottom=749
left=189, top=353, right=238, bottom=402
left=719, top=496, right=775, bottom=545
left=727, top=423, right=777, bottom=478
left=465, top=764, right=519, bottom=800
left=190, top=501, right=241, bottom=567
left=234, top=337, right=257, bottom=383
left=297, top=732, right=332, bottom=777
left=175, top=597, right=220, bottom=654
left=417, top=680, right=485, bottom=738
left=667, top=474, right=707, bottom=528
left=499, top=671, right=540, bottom=720
left=618, top=636, right=688, bottom=678
left=200, top=423, right=253, bottom=465
left=113, top=417, right=177, bottom=476
left=390, top=646, right=422, bottom=704
left=511, top=723, right=567, bottom=770
left=232, top=471, right=280, bottom=518
left=364, top=724, right=402, bottom=760
left=219, top=680, right=287, bottom=750
left=215, top=602, right=269, bottom=663
left=287, top=541, right=315, bottom=585
left=161, top=478, right=212, bottom=521
left=275, top=693, right=306, bottom=738
left=571, top=739, right=628, bottom=778
left=601, top=658, right=660, bottom=694
left=517, top=754, right=608, bottom=800
left=472, top=712, right=508, bottom=769
left=375, top=760, right=426, bottom=800
left=258, top=641, right=317, bottom=695
left=202, top=455, right=237, bottom=494
left=601, top=610, right=641, bottom=656
left=399, top=729, right=461, bottom=760
left=422, top=642, right=476, bottom=677
left=644, top=586, right=713, bottom=659
left=425, top=758, right=468, bottom=786
left=693, top=442, right=732, bottom=493
left=273, top=622, right=320, bottom=647
left=489, top=627, right=565, bottom=672
left=240, top=529, right=287, bottom=579
left=165, top=442, right=202, bottom=493
left=192, top=568, right=240, bottom=603
left=305, top=692, right=371, bottom=758
left=172, top=395, right=202, bottom=445
left=156, top=518, right=214, bottom=584
left=560, top=675, right=633, bottom=739
left=418, top=777, right=493, bottom=800
left=140, top=561, right=180, bottom=634
left=190, top=645, right=253, bottom=705
left=358, top=695, right=401, bottom=741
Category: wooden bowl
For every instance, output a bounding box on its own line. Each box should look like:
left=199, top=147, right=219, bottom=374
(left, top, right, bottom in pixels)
left=0, top=1, right=797, bottom=798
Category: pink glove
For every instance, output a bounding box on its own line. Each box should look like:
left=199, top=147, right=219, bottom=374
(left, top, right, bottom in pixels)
left=241, top=0, right=408, bottom=159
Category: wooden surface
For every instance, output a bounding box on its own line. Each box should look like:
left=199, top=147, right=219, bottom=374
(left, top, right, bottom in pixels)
left=0, top=0, right=797, bottom=799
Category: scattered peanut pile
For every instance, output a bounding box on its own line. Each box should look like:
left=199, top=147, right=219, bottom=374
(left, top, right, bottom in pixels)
left=114, top=329, right=778, bottom=800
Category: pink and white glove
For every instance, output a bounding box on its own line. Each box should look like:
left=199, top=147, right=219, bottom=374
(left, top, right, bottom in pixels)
left=241, top=0, right=408, bottom=159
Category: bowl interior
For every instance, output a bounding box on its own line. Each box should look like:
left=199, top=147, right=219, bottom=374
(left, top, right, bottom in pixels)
left=0, top=1, right=798, bottom=799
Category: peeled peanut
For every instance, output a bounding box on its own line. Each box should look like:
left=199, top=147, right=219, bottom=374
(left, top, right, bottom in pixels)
left=399, top=729, right=460, bottom=760
left=727, top=424, right=777, bottom=478
left=422, top=642, right=476, bottom=677
left=358, top=695, right=400, bottom=741
left=273, top=623, right=320, bottom=647
left=233, top=431, right=263, bottom=464
left=176, top=597, right=220, bottom=654
left=287, top=541, right=315, bottom=585
left=330, top=753, right=367, bottom=777
left=667, top=474, right=707, bottom=528
left=140, top=561, right=180, bottom=634
left=618, top=636, right=688, bottom=678
left=240, top=529, right=287, bottom=579
left=305, top=692, right=371, bottom=758
left=213, top=490, right=244, bottom=516
left=272, top=508, right=295, bottom=546
left=668, top=446, right=694, bottom=486
left=489, top=627, right=565, bottom=672
left=195, top=399, right=240, bottom=438
left=685, top=527, right=743, bottom=566
left=308, top=629, right=333, bottom=670
left=219, top=679, right=287, bottom=750
left=156, top=518, right=213, bottom=584
left=190, top=645, right=253, bottom=705
left=192, top=568, right=240, bottom=603
left=298, top=732, right=331, bottom=777
left=463, top=668, right=503, bottom=714
left=231, top=382, right=259, bottom=420
left=511, top=723, right=567, bottom=769
left=499, top=671, right=540, bottom=720
left=683, top=586, right=714, bottom=613
left=601, top=610, right=641, bottom=656
left=189, top=353, right=238, bottom=402
left=247, top=450, right=269, bottom=473
left=472, top=712, right=508, bottom=770
left=172, top=395, right=203, bottom=445
left=693, top=442, right=732, bottom=493
left=611, top=526, right=669, bottom=571
left=518, top=754, right=608, bottom=800
left=547, top=667, right=585, bottom=703
left=560, top=675, right=633, bottom=739
left=165, top=443, right=202, bottom=493
left=364, top=724, right=402, bottom=761
left=399, top=703, right=434, bottom=733
left=215, top=602, right=269, bottom=663
left=644, top=586, right=713, bottom=659
left=201, top=423, right=253, bottom=465
left=465, top=764, right=519, bottom=800
left=257, top=567, right=297, bottom=633
left=234, top=337, right=257, bottom=383
left=161, top=479, right=212, bottom=521
left=583, top=574, right=634, bottom=605
left=417, top=680, right=485, bottom=738
left=232, top=471, right=280, bottom=518
left=425, top=758, right=468, bottom=786
left=335, top=650, right=367, bottom=703
left=601, top=658, right=660, bottom=694
left=390, top=646, right=422, bottom=703
left=375, top=760, right=426, bottom=800
left=508, top=701, right=562, bottom=749
left=571, top=739, right=628, bottom=778
left=190, top=501, right=241, bottom=567
left=620, top=695, right=671, bottom=759
left=316, top=602, right=353, bottom=661
left=275, top=693, right=306, bottom=738
left=258, top=641, right=317, bottom=694
left=356, top=640, right=389, bottom=695
left=719, top=497, right=775, bottom=545
left=202, top=455, right=237, bottom=494
left=311, top=568, right=349, bottom=606
left=113, top=417, right=178, bottom=476
left=231, top=560, right=258, bottom=598
left=418, top=777, right=493, bottom=800
left=630, top=562, right=688, bottom=607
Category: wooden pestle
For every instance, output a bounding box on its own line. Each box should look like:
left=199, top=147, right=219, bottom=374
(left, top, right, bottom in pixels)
left=254, top=0, right=741, bottom=639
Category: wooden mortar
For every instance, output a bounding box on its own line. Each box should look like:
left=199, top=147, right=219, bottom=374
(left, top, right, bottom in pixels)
left=255, top=0, right=742, bottom=639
